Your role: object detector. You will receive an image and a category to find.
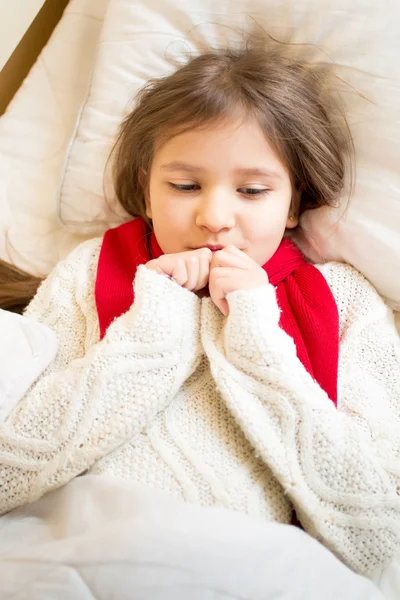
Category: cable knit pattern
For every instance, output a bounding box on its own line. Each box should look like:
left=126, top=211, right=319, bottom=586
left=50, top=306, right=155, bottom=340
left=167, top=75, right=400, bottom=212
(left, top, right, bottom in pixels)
left=202, top=262, right=400, bottom=578
left=0, top=240, right=399, bottom=583
left=0, top=240, right=201, bottom=513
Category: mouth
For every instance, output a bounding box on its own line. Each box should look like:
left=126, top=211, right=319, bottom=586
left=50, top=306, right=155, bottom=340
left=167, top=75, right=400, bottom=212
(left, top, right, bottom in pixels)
left=191, top=244, right=246, bottom=253
left=203, top=245, right=224, bottom=252
left=191, top=244, right=225, bottom=252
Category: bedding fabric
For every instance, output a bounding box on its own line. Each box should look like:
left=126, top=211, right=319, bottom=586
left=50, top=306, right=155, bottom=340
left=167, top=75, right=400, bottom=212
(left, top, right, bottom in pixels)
left=0, top=0, right=109, bottom=276
left=0, top=310, right=58, bottom=422
left=0, top=2, right=398, bottom=596
left=0, top=475, right=386, bottom=600
left=57, top=0, right=400, bottom=309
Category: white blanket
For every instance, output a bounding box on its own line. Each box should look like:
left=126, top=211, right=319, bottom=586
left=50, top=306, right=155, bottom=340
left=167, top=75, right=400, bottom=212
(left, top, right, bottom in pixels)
left=0, top=309, right=58, bottom=422
left=0, top=475, right=385, bottom=599
left=0, top=311, right=393, bottom=598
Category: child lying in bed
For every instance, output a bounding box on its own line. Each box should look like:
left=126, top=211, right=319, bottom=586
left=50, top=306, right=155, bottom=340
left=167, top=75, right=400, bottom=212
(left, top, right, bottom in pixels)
left=0, top=36, right=399, bottom=589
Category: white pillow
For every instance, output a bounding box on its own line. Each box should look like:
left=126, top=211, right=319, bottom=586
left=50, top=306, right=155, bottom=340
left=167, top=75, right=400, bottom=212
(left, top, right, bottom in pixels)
left=0, top=0, right=109, bottom=276
left=58, top=0, right=400, bottom=308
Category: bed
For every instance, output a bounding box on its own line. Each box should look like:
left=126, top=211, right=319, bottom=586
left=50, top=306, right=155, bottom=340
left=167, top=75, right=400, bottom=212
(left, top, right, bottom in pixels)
left=0, top=0, right=399, bottom=598
left=0, top=0, right=108, bottom=274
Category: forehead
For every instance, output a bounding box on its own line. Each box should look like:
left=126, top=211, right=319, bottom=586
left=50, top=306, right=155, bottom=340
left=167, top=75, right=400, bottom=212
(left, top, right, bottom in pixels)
left=151, top=117, right=287, bottom=175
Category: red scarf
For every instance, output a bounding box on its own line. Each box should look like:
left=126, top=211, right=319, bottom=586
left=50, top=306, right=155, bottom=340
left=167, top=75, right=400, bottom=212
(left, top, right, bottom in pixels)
left=95, top=218, right=339, bottom=405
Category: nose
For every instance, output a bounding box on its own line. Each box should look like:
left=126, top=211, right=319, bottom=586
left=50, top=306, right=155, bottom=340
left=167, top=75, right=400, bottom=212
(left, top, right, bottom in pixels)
left=195, top=187, right=235, bottom=233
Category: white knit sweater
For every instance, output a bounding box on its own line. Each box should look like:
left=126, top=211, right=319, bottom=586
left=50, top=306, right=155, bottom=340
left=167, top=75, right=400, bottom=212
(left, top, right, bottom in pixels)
left=0, top=238, right=399, bottom=583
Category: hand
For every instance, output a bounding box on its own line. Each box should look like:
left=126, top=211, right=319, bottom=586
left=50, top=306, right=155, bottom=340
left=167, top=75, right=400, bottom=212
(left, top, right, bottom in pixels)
left=209, top=245, right=269, bottom=316
left=145, top=248, right=212, bottom=292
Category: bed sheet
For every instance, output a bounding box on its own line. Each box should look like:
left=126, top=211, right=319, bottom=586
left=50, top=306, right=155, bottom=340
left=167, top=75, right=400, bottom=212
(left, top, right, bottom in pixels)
left=0, top=309, right=58, bottom=421
left=0, top=0, right=109, bottom=276
left=0, top=475, right=385, bottom=600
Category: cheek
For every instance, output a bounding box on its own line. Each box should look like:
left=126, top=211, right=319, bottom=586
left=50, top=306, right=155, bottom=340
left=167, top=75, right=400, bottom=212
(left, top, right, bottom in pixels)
left=148, top=183, right=192, bottom=253
left=152, top=199, right=189, bottom=231
left=242, top=202, right=289, bottom=239
left=241, top=199, right=291, bottom=263
left=149, top=181, right=193, bottom=225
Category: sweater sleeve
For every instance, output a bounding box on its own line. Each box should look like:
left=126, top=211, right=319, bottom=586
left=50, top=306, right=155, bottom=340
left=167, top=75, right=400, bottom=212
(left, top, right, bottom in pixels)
left=0, top=245, right=201, bottom=516
left=201, top=276, right=400, bottom=580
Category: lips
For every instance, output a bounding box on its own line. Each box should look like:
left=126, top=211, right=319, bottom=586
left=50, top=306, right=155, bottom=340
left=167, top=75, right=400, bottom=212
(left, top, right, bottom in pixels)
left=191, top=244, right=225, bottom=252
left=203, top=245, right=224, bottom=252
left=191, top=244, right=245, bottom=252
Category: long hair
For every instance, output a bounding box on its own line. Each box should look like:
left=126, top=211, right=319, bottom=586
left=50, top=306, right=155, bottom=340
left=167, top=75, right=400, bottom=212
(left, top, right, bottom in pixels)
left=0, top=259, right=42, bottom=313
left=112, top=38, right=353, bottom=223
left=0, top=36, right=354, bottom=313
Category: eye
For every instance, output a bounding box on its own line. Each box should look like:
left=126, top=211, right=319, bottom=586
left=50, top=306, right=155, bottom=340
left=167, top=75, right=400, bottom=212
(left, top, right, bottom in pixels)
left=168, top=183, right=200, bottom=192
left=238, top=187, right=270, bottom=196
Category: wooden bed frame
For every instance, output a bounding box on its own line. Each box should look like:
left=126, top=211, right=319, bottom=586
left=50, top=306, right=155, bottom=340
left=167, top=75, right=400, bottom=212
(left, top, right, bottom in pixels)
left=0, top=0, right=69, bottom=115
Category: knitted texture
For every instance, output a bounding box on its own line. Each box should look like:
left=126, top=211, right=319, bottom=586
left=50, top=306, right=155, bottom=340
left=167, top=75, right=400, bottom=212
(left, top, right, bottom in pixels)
left=0, top=237, right=399, bottom=581
left=96, top=218, right=339, bottom=403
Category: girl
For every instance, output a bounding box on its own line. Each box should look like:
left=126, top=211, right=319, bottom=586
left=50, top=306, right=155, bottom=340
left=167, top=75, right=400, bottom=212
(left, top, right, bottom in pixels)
left=0, top=40, right=399, bottom=587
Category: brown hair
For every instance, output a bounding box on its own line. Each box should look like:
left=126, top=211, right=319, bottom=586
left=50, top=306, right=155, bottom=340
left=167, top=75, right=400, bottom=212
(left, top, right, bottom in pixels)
left=112, top=37, right=353, bottom=224
left=0, top=35, right=354, bottom=313
left=0, top=258, right=42, bottom=314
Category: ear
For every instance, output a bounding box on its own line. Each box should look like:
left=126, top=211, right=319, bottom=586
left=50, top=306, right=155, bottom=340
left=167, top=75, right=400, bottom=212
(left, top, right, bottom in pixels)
left=139, top=169, right=152, bottom=219
left=286, top=186, right=301, bottom=229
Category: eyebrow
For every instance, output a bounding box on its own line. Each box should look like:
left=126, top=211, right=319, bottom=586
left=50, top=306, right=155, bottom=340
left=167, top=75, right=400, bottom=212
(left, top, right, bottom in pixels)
left=160, top=162, right=283, bottom=179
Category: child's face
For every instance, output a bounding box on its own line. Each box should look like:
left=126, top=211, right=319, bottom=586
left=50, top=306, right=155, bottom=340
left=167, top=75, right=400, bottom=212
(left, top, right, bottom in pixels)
left=145, top=116, right=299, bottom=266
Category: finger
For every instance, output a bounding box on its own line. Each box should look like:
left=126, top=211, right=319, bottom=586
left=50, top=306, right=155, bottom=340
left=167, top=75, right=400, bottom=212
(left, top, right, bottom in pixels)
left=211, top=266, right=268, bottom=290
left=209, top=280, right=230, bottom=316
left=184, top=255, right=200, bottom=290
left=209, top=267, right=239, bottom=316
left=171, top=258, right=188, bottom=287
left=190, top=247, right=211, bottom=291
left=214, top=297, right=229, bottom=316
left=211, top=246, right=252, bottom=270
left=209, top=266, right=239, bottom=280
left=223, top=245, right=251, bottom=259
left=196, top=252, right=211, bottom=291
left=145, top=258, right=168, bottom=275
left=192, top=247, right=213, bottom=266
left=209, top=267, right=241, bottom=301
